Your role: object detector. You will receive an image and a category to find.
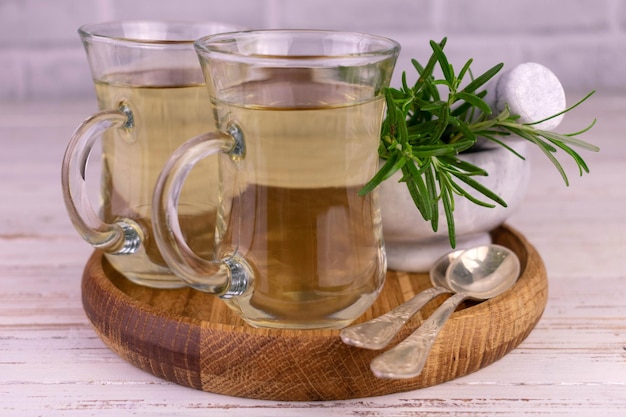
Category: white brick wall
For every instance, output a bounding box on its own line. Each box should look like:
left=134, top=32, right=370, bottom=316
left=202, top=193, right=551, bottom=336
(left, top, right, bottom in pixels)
left=1, top=0, right=625, bottom=100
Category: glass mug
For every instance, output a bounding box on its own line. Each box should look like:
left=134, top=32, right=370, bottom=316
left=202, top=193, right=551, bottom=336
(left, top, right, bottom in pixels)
left=61, top=21, right=244, bottom=288
left=152, top=30, right=400, bottom=329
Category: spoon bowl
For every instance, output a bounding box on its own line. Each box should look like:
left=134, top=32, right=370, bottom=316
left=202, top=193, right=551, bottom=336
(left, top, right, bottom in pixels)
left=429, top=248, right=465, bottom=288
left=445, top=244, right=520, bottom=298
left=370, top=244, right=520, bottom=379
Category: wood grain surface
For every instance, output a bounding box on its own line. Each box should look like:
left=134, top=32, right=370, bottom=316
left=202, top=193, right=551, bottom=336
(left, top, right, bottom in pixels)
left=81, top=224, right=548, bottom=401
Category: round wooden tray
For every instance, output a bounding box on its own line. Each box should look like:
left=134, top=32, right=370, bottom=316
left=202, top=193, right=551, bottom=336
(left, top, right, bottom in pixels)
left=81, top=224, right=548, bottom=401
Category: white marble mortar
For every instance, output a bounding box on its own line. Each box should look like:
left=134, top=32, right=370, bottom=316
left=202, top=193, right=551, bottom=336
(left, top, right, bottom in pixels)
left=379, top=138, right=531, bottom=272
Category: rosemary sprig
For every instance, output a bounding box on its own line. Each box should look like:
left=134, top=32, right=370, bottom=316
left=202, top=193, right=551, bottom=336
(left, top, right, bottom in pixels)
left=361, top=38, right=599, bottom=248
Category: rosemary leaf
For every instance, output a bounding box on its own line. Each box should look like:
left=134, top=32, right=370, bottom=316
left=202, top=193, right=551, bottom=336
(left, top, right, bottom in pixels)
left=456, top=91, right=492, bottom=115
left=359, top=153, right=404, bottom=196
left=462, top=63, right=504, bottom=93
left=537, top=129, right=600, bottom=152
left=440, top=179, right=456, bottom=248
left=430, top=40, right=454, bottom=85
left=402, top=160, right=433, bottom=220
left=425, top=163, right=440, bottom=231
left=448, top=170, right=508, bottom=207
left=457, top=59, right=474, bottom=85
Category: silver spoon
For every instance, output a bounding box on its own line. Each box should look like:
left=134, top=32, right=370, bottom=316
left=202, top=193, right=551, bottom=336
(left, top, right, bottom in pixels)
left=370, top=244, right=520, bottom=379
left=340, top=249, right=465, bottom=350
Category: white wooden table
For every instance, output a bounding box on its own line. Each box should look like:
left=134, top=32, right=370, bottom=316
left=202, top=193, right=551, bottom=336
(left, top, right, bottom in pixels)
left=1, top=94, right=624, bottom=416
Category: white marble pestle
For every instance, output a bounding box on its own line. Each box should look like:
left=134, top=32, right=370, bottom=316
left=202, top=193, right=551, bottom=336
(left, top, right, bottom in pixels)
left=485, top=62, right=566, bottom=130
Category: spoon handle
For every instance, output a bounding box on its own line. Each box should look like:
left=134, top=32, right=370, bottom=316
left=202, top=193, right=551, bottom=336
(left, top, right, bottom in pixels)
left=370, top=292, right=468, bottom=379
left=340, top=286, right=450, bottom=350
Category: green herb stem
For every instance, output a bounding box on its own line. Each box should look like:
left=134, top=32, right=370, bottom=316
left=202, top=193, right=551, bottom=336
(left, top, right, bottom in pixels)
left=362, top=37, right=599, bottom=247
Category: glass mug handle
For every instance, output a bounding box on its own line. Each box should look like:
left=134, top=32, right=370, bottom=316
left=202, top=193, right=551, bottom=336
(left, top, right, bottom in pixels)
left=61, top=103, right=143, bottom=254
left=151, top=125, right=251, bottom=298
